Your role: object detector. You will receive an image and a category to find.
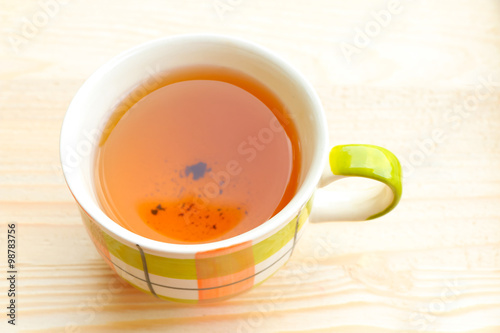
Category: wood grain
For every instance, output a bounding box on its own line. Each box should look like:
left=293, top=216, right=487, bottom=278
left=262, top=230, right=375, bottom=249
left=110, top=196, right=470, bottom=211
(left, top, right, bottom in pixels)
left=1, top=0, right=500, bottom=332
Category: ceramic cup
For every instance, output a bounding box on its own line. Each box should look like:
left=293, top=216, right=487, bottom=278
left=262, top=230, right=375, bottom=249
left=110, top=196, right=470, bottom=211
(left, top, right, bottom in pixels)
left=60, top=34, right=402, bottom=303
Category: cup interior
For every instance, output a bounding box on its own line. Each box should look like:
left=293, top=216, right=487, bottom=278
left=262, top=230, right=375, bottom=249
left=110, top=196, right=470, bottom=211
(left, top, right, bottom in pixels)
left=60, top=34, right=328, bottom=252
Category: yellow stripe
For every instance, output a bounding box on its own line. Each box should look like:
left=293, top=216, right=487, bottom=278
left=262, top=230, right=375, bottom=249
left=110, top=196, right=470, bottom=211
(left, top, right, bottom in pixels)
left=144, top=252, right=197, bottom=280
left=102, top=232, right=144, bottom=272
left=252, top=195, right=313, bottom=264
left=102, top=232, right=198, bottom=280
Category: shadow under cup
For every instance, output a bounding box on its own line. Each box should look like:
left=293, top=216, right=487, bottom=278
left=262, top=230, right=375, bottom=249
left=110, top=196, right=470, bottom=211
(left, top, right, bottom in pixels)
left=60, top=35, right=328, bottom=302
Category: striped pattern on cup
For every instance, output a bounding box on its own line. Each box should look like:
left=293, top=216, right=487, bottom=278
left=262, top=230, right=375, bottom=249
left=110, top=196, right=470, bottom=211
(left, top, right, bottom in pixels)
left=79, top=196, right=313, bottom=303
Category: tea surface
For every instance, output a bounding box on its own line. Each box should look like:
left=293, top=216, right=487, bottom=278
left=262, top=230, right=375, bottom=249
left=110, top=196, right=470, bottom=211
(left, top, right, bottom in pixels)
left=95, top=67, right=300, bottom=243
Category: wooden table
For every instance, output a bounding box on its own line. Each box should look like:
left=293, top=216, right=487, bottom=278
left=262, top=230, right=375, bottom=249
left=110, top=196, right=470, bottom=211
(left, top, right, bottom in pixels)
left=1, top=0, right=500, bottom=332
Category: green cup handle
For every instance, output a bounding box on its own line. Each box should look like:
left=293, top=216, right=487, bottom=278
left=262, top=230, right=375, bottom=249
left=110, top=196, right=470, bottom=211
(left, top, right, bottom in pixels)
left=311, top=144, right=403, bottom=222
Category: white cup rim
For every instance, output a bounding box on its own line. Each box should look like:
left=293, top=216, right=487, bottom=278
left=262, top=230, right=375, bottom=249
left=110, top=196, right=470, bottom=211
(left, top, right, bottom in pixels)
left=60, top=33, right=328, bottom=255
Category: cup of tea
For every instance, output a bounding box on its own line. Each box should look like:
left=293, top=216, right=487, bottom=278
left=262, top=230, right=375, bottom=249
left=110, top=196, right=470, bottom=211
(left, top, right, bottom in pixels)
left=60, top=34, right=402, bottom=303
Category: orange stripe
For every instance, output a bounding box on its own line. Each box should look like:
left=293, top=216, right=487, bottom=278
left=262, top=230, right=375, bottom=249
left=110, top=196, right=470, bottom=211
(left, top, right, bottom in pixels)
left=196, top=241, right=254, bottom=300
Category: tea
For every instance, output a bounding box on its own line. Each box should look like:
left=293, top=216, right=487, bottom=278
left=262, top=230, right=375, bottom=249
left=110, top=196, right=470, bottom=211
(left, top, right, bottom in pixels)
left=94, top=66, right=301, bottom=244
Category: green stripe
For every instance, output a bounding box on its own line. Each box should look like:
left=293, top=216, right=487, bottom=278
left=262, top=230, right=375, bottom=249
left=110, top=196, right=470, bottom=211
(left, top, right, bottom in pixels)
left=102, top=232, right=198, bottom=280
left=252, top=195, right=313, bottom=264
left=102, top=232, right=144, bottom=272
left=299, top=195, right=313, bottom=230
left=144, top=252, right=197, bottom=280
